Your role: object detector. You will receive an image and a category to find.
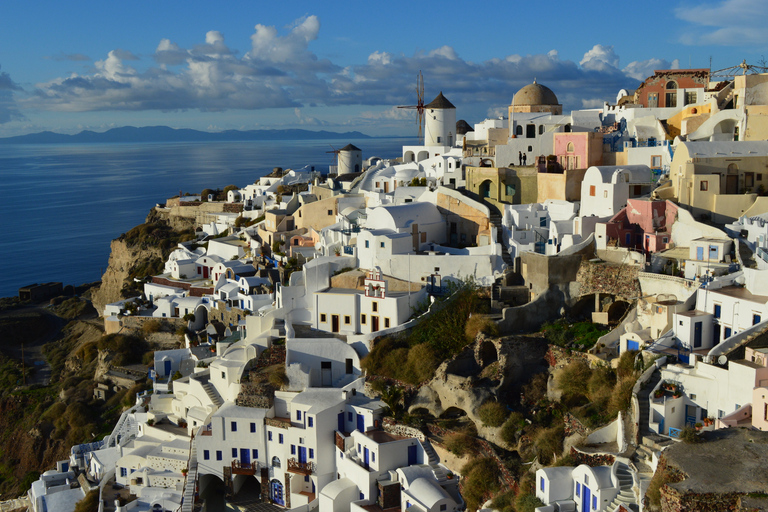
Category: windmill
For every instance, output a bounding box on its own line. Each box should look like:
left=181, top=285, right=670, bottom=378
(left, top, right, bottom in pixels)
left=326, top=144, right=341, bottom=174
left=398, top=71, right=426, bottom=143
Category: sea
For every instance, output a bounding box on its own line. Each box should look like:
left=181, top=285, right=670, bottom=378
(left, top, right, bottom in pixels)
left=0, top=137, right=416, bottom=299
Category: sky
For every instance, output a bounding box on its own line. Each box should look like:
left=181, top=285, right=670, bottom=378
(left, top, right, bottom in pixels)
left=0, top=0, right=767, bottom=137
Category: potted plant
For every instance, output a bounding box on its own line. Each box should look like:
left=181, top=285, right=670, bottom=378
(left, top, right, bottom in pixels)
left=695, top=422, right=703, bottom=431
left=654, top=389, right=664, bottom=399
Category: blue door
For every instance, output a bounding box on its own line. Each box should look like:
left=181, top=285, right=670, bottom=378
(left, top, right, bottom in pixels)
left=338, top=412, right=345, bottom=433
left=408, top=445, right=417, bottom=465
left=582, top=485, right=591, bottom=511
left=240, top=448, right=250, bottom=465
left=298, top=447, right=307, bottom=464
left=164, top=360, right=171, bottom=376
left=694, top=322, right=702, bottom=348
left=357, top=413, right=364, bottom=433
left=363, top=447, right=369, bottom=469
left=697, top=247, right=704, bottom=260
left=685, top=405, right=697, bottom=427
left=271, top=480, right=284, bottom=506
left=627, top=340, right=639, bottom=351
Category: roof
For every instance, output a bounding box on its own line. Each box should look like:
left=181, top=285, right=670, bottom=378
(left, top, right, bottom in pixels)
left=341, top=144, right=362, bottom=152
left=513, top=80, right=559, bottom=106
left=678, top=140, right=768, bottom=158
left=425, top=92, right=455, bottom=109
left=321, top=477, right=356, bottom=499
left=407, top=478, right=451, bottom=507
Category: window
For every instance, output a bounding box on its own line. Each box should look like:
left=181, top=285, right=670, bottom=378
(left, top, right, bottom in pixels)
left=755, top=314, right=762, bottom=325
left=540, top=217, right=546, bottom=227
left=291, top=445, right=296, bottom=455
left=216, top=451, right=222, bottom=461
left=348, top=412, right=353, bottom=421
left=691, top=394, right=697, bottom=400
left=268, top=431, right=272, bottom=441
left=357, top=443, right=361, bottom=453
left=320, top=314, right=327, bottom=323
left=308, top=417, right=314, bottom=427
left=506, top=184, right=515, bottom=196
left=440, top=506, right=447, bottom=512
left=663, top=237, right=669, bottom=243
left=252, top=449, right=258, bottom=459
left=714, top=304, right=721, bottom=318
left=279, top=433, right=284, bottom=444
left=589, top=185, right=596, bottom=197
left=231, top=421, right=237, bottom=432
left=365, top=240, right=369, bottom=248
left=344, top=315, right=351, bottom=325
left=709, top=245, right=718, bottom=259
left=250, top=422, right=256, bottom=433
left=120, top=467, right=127, bottom=477
left=272, top=456, right=281, bottom=468
left=380, top=242, right=385, bottom=248
left=592, top=495, right=597, bottom=510
left=584, top=475, right=589, bottom=485
left=297, top=410, right=302, bottom=421
left=232, top=448, right=237, bottom=457
left=372, top=452, right=375, bottom=462
left=685, top=91, right=698, bottom=105
left=372, top=302, right=378, bottom=312
left=566, top=142, right=574, bottom=152
left=327, top=210, right=333, bottom=215
left=541, top=477, right=545, bottom=492
left=700, top=181, right=708, bottom=191
left=361, top=314, right=367, bottom=324
left=576, top=482, right=581, bottom=497
left=539, top=125, right=545, bottom=135
left=603, top=190, right=608, bottom=198
left=309, top=448, right=314, bottom=458
left=651, top=155, right=662, bottom=168
left=384, top=318, right=390, bottom=328
left=204, top=450, right=210, bottom=460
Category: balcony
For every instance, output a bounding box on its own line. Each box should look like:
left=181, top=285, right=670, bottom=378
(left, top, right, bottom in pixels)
left=231, top=460, right=259, bottom=476
left=287, top=458, right=315, bottom=475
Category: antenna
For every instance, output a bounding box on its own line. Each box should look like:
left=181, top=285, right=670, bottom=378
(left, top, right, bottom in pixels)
left=397, top=71, right=426, bottom=143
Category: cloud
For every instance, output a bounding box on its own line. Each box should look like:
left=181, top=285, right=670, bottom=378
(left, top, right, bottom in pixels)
left=622, top=58, right=680, bottom=81
left=676, top=0, right=768, bottom=45
left=28, top=16, right=661, bottom=122
left=580, top=44, right=620, bottom=72
left=0, top=66, right=24, bottom=123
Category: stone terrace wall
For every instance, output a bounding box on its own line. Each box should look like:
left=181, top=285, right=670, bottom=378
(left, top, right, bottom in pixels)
left=576, top=260, right=641, bottom=300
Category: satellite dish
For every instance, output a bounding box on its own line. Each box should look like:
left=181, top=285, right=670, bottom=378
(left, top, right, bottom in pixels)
left=718, top=355, right=728, bottom=365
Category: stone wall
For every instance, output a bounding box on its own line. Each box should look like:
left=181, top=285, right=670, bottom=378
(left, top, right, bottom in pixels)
left=382, top=418, right=424, bottom=441
left=576, top=260, right=641, bottom=301
left=563, top=413, right=589, bottom=437
left=569, top=447, right=616, bottom=467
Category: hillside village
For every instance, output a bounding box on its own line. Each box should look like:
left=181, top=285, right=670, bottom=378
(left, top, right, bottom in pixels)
left=21, top=63, right=768, bottom=512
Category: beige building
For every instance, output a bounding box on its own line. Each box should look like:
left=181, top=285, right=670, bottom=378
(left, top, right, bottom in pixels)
left=508, top=80, right=562, bottom=116
left=659, top=141, right=768, bottom=223
left=465, top=166, right=538, bottom=207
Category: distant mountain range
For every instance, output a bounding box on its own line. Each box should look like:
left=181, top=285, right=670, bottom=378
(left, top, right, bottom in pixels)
left=0, top=126, right=372, bottom=144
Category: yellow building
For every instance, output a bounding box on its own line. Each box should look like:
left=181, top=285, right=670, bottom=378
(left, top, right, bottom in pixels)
left=465, top=166, right=538, bottom=208
left=660, top=141, right=768, bottom=223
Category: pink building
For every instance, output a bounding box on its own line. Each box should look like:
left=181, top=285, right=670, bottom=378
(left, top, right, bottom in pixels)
left=554, top=132, right=603, bottom=171
left=600, top=199, right=678, bottom=253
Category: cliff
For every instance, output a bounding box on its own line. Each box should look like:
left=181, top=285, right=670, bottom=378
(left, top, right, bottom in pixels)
left=91, top=238, right=165, bottom=315
left=92, top=207, right=196, bottom=315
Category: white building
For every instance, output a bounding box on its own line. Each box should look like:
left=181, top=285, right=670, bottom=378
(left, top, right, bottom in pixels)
left=580, top=165, right=653, bottom=218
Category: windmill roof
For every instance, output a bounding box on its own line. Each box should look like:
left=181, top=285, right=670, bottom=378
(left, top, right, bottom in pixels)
left=340, top=144, right=361, bottom=152
left=426, top=92, right=455, bottom=109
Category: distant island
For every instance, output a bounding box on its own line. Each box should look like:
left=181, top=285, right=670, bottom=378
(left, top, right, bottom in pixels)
left=0, top=126, right=372, bottom=144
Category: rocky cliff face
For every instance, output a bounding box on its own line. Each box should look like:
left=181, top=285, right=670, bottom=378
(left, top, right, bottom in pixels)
left=91, top=238, right=164, bottom=315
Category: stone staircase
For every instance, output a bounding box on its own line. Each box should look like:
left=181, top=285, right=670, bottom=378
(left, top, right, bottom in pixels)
left=606, top=462, right=636, bottom=511
left=489, top=210, right=514, bottom=268
left=181, top=438, right=199, bottom=512
left=422, top=439, right=449, bottom=483
left=202, top=382, right=224, bottom=408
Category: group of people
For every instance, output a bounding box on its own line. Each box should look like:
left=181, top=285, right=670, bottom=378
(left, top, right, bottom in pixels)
left=518, top=151, right=527, bottom=166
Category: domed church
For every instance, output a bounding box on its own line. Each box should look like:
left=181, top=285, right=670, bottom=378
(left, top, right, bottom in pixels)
left=508, top=80, right=562, bottom=115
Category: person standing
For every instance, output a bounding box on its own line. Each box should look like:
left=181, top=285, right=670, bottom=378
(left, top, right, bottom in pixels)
left=518, top=151, right=523, bottom=166
left=522, top=153, right=527, bottom=166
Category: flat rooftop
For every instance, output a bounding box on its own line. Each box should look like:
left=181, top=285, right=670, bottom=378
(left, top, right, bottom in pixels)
left=713, top=285, right=768, bottom=303
left=364, top=429, right=409, bottom=444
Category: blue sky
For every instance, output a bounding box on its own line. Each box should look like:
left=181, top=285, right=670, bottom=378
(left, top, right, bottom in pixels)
left=0, top=0, right=766, bottom=137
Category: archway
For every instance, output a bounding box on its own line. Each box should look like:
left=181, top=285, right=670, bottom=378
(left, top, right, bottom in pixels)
left=404, top=151, right=415, bottom=162
left=607, top=300, right=631, bottom=323
left=440, top=406, right=468, bottom=419
left=199, top=474, right=226, bottom=511
left=232, top=474, right=262, bottom=501
left=270, top=479, right=285, bottom=506
left=480, top=341, right=498, bottom=366
left=479, top=180, right=493, bottom=199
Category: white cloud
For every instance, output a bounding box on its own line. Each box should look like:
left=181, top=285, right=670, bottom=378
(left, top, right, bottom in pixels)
left=580, top=44, right=620, bottom=72
left=25, top=16, right=674, bottom=125
left=0, top=66, right=24, bottom=123
left=676, top=0, right=768, bottom=45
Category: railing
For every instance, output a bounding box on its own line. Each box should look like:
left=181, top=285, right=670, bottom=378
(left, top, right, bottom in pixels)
left=668, top=427, right=681, bottom=439
left=231, top=460, right=259, bottom=476
left=287, top=459, right=315, bottom=475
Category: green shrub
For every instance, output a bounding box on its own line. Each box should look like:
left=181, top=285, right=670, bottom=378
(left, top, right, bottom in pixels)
left=533, top=425, right=564, bottom=464
left=679, top=426, right=702, bottom=444
left=607, top=376, right=636, bottom=418
left=464, top=314, right=499, bottom=341
left=74, top=490, right=100, bottom=512
left=461, top=458, right=501, bottom=512
left=587, top=364, right=617, bottom=403
left=478, top=401, right=507, bottom=427
left=515, top=494, right=545, bottom=512
left=556, top=359, right=591, bottom=401
left=268, top=366, right=287, bottom=389
left=500, top=412, right=525, bottom=445
left=617, top=349, right=639, bottom=379
left=444, top=433, right=476, bottom=456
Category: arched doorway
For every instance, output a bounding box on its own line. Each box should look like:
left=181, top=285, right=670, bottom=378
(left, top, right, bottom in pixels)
left=199, top=474, right=226, bottom=511
left=270, top=479, right=285, bottom=506
left=665, top=81, right=678, bottom=107
left=479, top=180, right=493, bottom=199
left=480, top=341, right=498, bottom=366
left=232, top=474, right=262, bottom=503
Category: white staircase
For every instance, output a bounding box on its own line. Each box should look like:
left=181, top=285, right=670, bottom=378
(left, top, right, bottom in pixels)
left=606, top=462, right=636, bottom=511
left=202, top=382, right=223, bottom=407
left=422, top=439, right=448, bottom=483
left=181, top=438, right=198, bottom=512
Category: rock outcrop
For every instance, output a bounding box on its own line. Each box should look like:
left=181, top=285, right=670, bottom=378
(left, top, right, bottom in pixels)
left=91, top=238, right=164, bottom=315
